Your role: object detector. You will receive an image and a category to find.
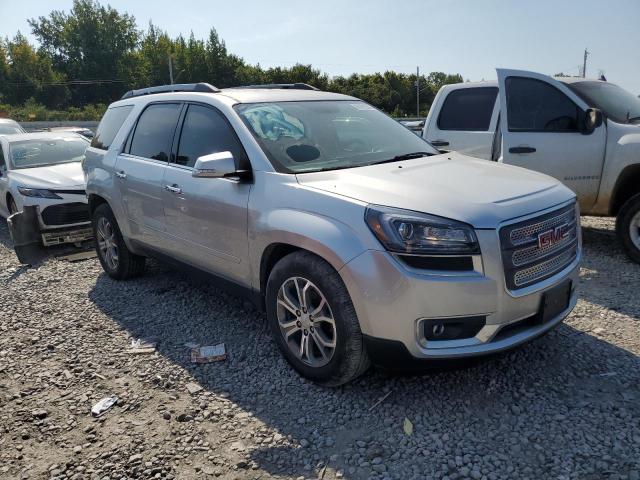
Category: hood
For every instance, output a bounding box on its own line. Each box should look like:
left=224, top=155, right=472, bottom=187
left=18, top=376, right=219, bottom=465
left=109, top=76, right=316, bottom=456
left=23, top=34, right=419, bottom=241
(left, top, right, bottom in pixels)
left=8, top=162, right=85, bottom=190
left=296, top=152, right=575, bottom=229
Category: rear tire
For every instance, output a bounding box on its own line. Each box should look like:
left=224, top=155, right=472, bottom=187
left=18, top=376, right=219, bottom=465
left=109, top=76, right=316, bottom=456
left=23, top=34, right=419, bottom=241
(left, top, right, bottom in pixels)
left=265, top=251, right=370, bottom=386
left=616, top=193, right=640, bottom=264
left=92, top=203, right=146, bottom=279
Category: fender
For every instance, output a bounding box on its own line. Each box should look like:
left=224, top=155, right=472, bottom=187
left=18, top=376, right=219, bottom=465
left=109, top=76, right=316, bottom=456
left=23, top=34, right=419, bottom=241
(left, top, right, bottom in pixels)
left=84, top=146, right=142, bottom=254
left=249, top=208, right=372, bottom=291
left=591, top=122, right=640, bottom=215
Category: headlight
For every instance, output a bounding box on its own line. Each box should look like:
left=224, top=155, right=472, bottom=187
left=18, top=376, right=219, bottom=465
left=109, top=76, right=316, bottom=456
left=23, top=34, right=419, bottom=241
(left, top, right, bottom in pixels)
left=365, top=205, right=479, bottom=255
left=17, top=187, right=62, bottom=199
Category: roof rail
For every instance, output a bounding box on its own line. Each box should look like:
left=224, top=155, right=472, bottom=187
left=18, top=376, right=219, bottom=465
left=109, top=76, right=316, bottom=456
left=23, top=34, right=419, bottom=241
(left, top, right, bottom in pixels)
left=121, top=82, right=220, bottom=99
left=234, top=83, right=319, bottom=91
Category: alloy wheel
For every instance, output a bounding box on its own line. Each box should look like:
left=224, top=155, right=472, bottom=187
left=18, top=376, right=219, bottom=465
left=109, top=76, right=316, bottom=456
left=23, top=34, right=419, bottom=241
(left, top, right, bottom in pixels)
left=96, top=216, right=119, bottom=270
left=276, top=276, right=337, bottom=367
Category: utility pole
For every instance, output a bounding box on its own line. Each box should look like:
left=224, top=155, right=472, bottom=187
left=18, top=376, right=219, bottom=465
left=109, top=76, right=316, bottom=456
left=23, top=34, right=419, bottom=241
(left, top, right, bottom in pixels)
left=416, top=66, right=420, bottom=117
left=168, top=55, right=174, bottom=84
left=582, top=48, right=589, bottom=78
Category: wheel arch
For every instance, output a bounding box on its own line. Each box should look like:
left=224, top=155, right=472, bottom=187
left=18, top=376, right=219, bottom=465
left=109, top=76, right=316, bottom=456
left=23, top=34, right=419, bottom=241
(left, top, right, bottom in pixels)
left=5, top=192, right=15, bottom=211
left=610, top=164, right=640, bottom=215
left=87, top=193, right=109, bottom=215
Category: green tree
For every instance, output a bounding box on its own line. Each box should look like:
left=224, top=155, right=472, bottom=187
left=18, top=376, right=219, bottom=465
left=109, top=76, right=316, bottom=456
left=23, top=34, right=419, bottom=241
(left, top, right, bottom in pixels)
left=28, top=0, right=139, bottom=105
left=3, top=33, right=69, bottom=108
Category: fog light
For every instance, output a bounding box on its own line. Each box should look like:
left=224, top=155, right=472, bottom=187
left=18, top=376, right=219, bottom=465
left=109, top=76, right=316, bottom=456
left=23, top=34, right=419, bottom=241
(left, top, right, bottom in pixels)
left=432, top=323, right=446, bottom=337
left=423, top=316, right=486, bottom=341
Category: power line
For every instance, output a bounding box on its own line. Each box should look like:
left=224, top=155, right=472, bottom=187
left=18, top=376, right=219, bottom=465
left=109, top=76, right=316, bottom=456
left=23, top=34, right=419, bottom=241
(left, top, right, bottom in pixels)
left=5, top=79, right=126, bottom=86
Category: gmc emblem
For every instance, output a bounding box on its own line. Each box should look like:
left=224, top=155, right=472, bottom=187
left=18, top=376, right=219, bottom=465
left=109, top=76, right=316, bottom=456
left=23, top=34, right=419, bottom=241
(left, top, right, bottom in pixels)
left=538, top=223, right=570, bottom=249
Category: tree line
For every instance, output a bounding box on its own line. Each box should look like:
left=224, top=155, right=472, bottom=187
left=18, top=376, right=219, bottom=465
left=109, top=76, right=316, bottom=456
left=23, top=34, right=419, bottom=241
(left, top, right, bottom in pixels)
left=0, top=0, right=463, bottom=119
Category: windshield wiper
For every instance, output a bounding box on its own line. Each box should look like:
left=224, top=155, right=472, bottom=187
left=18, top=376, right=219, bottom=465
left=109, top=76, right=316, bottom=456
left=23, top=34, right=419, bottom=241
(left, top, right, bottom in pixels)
left=303, top=164, right=362, bottom=173
left=628, top=116, right=640, bottom=123
left=298, top=151, right=433, bottom=173
left=369, top=151, right=433, bottom=166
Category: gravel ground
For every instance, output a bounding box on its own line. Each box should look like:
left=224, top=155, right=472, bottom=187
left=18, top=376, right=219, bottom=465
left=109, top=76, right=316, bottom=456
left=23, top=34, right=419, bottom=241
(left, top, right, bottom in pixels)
left=0, top=216, right=639, bottom=480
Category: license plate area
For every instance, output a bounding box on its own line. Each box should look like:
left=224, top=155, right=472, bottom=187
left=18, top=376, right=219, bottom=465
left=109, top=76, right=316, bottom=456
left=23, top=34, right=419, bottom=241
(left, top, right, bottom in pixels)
left=540, top=280, right=572, bottom=323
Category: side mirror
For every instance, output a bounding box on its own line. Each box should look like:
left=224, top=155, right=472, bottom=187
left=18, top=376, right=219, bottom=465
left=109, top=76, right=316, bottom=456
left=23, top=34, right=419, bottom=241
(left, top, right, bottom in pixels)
left=192, top=151, right=237, bottom=178
left=583, top=108, right=603, bottom=134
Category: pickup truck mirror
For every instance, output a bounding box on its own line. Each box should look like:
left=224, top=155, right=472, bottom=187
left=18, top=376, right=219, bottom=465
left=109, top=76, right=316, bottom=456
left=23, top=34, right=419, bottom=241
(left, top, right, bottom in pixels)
left=583, top=108, right=603, bottom=134
left=192, top=151, right=238, bottom=178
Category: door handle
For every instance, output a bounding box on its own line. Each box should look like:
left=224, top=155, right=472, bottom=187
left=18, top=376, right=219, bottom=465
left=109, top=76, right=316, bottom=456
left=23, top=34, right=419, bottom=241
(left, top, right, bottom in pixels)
left=164, top=184, right=182, bottom=194
left=430, top=140, right=450, bottom=147
left=509, top=146, right=536, bottom=154
left=115, top=170, right=127, bottom=179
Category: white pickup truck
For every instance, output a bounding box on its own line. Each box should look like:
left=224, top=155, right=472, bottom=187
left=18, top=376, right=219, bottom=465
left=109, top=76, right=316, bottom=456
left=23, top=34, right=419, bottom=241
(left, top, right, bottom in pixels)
left=422, top=69, right=640, bottom=263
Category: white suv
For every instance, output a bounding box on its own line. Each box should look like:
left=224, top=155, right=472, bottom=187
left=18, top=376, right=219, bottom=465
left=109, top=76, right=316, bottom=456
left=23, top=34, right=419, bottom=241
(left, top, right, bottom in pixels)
left=84, top=83, right=581, bottom=385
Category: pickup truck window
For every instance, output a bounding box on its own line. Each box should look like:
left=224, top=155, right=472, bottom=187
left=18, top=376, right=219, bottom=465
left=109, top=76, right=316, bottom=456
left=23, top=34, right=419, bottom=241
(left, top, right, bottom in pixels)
left=505, top=77, right=580, bottom=132
left=437, top=87, right=498, bottom=131
left=129, top=103, right=182, bottom=162
left=565, top=81, right=640, bottom=124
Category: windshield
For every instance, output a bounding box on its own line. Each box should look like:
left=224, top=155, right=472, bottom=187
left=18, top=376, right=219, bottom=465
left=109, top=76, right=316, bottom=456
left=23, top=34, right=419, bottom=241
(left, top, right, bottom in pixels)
left=9, top=137, right=89, bottom=169
left=565, top=81, right=640, bottom=124
left=0, top=124, right=24, bottom=135
left=235, top=100, right=438, bottom=173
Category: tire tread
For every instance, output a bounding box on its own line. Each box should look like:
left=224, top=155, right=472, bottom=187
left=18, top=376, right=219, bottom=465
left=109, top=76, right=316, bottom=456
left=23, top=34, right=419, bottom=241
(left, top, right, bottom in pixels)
left=93, top=203, right=146, bottom=280
left=615, top=193, right=640, bottom=264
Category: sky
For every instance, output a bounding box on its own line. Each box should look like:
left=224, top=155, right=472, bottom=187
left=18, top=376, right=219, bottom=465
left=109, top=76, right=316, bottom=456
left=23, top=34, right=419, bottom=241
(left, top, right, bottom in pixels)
left=1, top=0, right=639, bottom=94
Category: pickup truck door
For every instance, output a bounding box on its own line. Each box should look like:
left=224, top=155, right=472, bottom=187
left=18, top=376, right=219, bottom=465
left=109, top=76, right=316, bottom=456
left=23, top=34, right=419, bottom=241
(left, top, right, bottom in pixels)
left=114, top=102, right=182, bottom=251
left=160, top=103, right=252, bottom=285
left=423, top=85, right=499, bottom=160
left=497, top=68, right=605, bottom=210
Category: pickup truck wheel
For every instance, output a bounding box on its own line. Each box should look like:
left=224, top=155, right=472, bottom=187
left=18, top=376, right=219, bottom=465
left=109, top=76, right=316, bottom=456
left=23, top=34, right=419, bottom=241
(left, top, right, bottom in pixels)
left=92, top=203, right=146, bottom=279
left=616, top=193, right=640, bottom=264
left=266, top=251, right=370, bottom=386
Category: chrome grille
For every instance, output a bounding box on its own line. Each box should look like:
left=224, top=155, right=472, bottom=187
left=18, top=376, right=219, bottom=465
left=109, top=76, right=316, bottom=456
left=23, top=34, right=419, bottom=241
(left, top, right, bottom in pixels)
left=512, top=223, right=577, bottom=266
left=500, top=203, right=579, bottom=290
left=513, top=245, right=578, bottom=287
left=509, top=208, right=575, bottom=246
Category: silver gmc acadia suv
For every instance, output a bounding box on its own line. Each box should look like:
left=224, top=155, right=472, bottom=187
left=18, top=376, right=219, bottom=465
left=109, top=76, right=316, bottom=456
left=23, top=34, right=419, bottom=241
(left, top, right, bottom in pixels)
left=84, top=82, right=581, bottom=386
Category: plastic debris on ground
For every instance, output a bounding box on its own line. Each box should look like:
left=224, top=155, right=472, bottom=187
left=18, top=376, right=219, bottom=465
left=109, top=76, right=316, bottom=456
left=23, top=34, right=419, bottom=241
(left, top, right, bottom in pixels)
left=403, top=417, right=413, bottom=436
left=128, top=336, right=158, bottom=354
left=91, top=396, right=118, bottom=417
left=186, top=382, right=203, bottom=395
left=190, top=343, right=227, bottom=363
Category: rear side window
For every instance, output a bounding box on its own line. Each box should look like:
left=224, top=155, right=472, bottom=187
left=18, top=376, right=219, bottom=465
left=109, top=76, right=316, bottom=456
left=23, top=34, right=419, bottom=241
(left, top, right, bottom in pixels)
left=437, top=87, right=498, bottom=131
left=505, top=77, right=580, bottom=132
left=0, top=144, right=5, bottom=168
left=91, top=105, right=133, bottom=150
left=175, top=104, right=248, bottom=168
left=129, top=103, right=182, bottom=161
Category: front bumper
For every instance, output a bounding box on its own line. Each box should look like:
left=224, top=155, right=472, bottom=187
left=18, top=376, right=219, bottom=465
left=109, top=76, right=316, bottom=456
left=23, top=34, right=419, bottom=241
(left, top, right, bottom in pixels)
left=339, top=228, right=581, bottom=364
left=41, top=226, right=93, bottom=246
left=21, top=194, right=92, bottom=245
left=8, top=201, right=92, bottom=263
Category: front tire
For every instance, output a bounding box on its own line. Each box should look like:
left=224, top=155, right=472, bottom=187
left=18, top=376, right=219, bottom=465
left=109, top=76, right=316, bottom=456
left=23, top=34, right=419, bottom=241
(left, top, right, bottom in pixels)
left=92, top=203, right=146, bottom=279
left=616, top=193, right=640, bottom=264
left=265, top=251, right=370, bottom=386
